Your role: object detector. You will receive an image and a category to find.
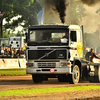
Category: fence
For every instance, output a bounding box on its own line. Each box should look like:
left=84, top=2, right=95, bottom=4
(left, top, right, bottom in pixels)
left=0, top=58, right=26, bottom=69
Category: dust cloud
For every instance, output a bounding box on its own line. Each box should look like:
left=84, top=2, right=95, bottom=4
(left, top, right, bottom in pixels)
left=80, top=3, right=100, bottom=33
left=81, top=0, right=100, bottom=5
left=37, top=0, right=100, bottom=33
left=36, top=0, right=100, bottom=50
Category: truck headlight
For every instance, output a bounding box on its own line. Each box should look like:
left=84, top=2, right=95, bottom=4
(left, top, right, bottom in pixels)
left=60, top=62, right=67, bottom=67
left=26, top=63, right=34, bottom=68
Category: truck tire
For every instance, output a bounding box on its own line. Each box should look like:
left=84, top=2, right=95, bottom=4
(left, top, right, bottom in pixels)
left=58, top=75, right=69, bottom=82
left=32, top=74, right=43, bottom=83
left=58, top=75, right=66, bottom=82
left=69, top=65, right=80, bottom=84
left=58, top=76, right=64, bottom=82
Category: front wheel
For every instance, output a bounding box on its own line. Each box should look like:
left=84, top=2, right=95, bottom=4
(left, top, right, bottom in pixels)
left=32, top=74, right=43, bottom=83
left=58, top=75, right=68, bottom=82
left=69, top=65, right=80, bottom=84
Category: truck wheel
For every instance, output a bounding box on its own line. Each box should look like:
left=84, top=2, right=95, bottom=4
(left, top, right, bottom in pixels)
left=58, top=75, right=65, bottom=82
left=58, top=75, right=68, bottom=82
left=69, top=65, right=80, bottom=84
left=32, top=75, right=43, bottom=83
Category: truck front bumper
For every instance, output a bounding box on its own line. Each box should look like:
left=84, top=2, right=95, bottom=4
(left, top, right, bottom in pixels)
left=26, top=67, right=71, bottom=74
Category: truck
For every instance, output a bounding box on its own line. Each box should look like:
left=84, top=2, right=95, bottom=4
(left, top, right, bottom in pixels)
left=25, top=24, right=100, bottom=84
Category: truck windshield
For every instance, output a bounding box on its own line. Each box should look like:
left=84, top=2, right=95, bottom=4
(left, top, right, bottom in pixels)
left=29, top=30, right=69, bottom=45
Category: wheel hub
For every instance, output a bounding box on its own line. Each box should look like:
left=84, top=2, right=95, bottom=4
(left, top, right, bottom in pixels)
left=74, top=70, right=79, bottom=79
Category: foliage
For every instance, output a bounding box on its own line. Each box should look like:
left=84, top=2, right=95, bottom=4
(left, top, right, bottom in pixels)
left=1, top=0, right=42, bottom=33
left=3, top=31, right=15, bottom=38
left=1, top=0, right=86, bottom=36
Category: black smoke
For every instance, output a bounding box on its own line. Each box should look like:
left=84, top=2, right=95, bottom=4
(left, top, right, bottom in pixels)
left=53, top=0, right=67, bottom=23
left=39, top=0, right=68, bottom=24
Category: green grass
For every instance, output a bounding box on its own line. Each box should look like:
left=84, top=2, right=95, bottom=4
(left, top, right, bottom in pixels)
left=0, top=68, right=26, bottom=71
left=0, top=68, right=26, bottom=76
left=0, top=72, right=26, bottom=76
left=0, top=85, right=100, bottom=97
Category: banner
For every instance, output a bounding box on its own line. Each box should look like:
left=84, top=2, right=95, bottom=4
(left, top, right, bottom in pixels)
left=37, top=9, right=44, bottom=24
left=0, top=58, right=26, bottom=69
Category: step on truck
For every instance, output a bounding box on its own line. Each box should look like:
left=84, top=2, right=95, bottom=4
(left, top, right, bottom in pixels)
left=25, top=24, right=100, bottom=84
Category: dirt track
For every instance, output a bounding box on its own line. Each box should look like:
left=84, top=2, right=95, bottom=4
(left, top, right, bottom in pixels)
left=0, top=75, right=100, bottom=100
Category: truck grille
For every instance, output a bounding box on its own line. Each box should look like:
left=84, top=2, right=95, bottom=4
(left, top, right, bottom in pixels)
left=28, top=49, right=66, bottom=60
left=38, top=63, right=56, bottom=68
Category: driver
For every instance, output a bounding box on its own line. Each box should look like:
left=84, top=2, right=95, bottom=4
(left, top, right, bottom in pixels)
left=61, top=32, right=69, bottom=44
left=62, top=32, right=69, bottom=39
left=40, top=33, right=47, bottom=41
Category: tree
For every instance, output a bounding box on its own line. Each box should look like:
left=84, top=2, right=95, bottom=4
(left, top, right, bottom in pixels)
left=3, top=31, right=15, bottom=38
left=0, top=0, right=42, bottom=37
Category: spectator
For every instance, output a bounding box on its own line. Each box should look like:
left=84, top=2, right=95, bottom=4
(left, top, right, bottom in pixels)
left=10, top=48, right=14, bottom=58
left=6, top=48, right=11, bottom=58
left=0, top=46, right=26, bottom=58
left=85, top=48, right=100, bottom=62
left=13, top=48, right=17, bottom=58
left=20, top=47, right=26, bottom=58
left=17, top=47, right=26, bottom=58
left=1, top=47, right=4, bottom=58
left=16, top=47, right=22, bottom=58
left=4, top=47, right=8, bottom=56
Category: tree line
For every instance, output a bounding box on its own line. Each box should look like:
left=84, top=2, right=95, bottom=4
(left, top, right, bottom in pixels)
left=0, top=0, right=42, bottom=37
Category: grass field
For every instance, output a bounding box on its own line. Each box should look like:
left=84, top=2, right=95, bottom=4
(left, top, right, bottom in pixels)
left=0, top=68, right=26, bottom=76
left=0, top=69, right=100, bottom=98
left=0, top=85, right=100, bottom=97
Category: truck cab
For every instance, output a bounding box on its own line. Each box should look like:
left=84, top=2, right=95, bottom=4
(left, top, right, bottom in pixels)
left=26, top=24, right=84, bottom=84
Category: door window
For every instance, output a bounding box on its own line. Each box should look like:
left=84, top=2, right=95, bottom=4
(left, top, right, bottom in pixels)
left=70, top=31, right=77, bottom=42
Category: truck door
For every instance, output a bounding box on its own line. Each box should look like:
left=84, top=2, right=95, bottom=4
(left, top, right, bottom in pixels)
left=76, top=30, right=84, bottom=57
left=70, top=30, right=78, bottom=60
left=70, top=31, right=77, bottom=48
